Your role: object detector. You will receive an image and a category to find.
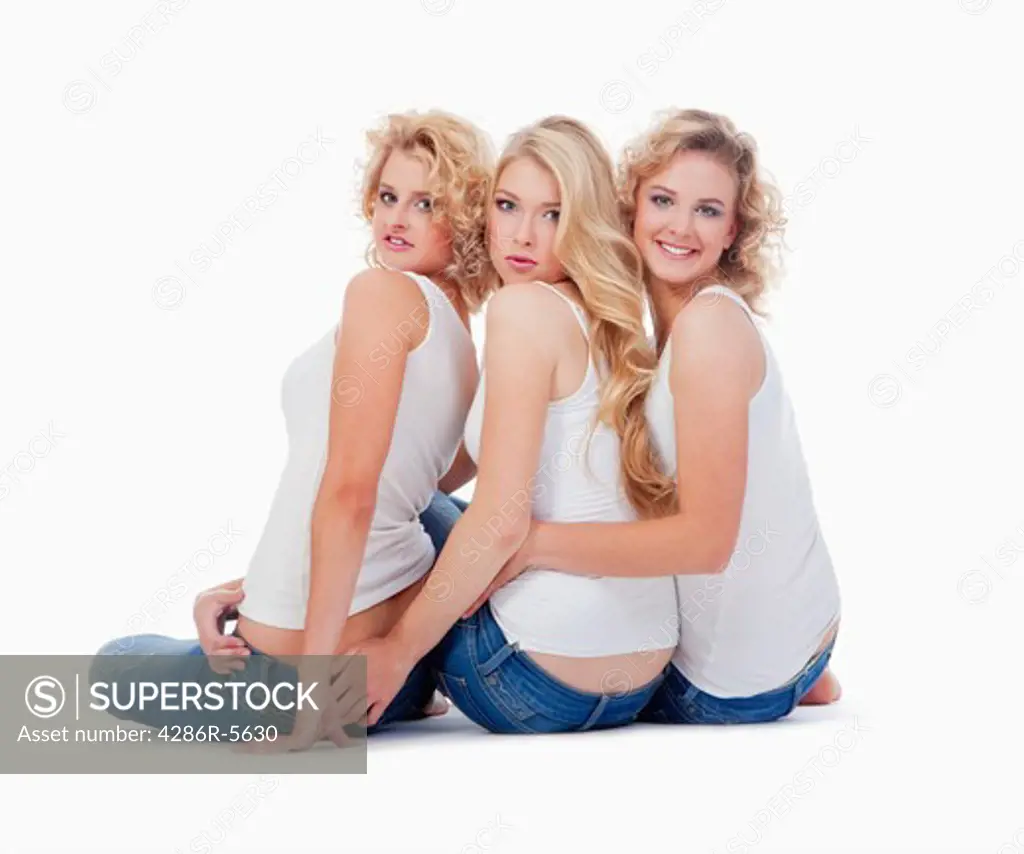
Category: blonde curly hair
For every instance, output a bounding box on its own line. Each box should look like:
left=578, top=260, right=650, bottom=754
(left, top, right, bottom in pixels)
left=497, top=116, right=677, bottom=518
left=618, top=108, right=787, bottom=315
left=359, top=110, right=498, bottom=312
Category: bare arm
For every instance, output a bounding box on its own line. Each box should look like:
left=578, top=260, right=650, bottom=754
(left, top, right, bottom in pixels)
left=386, top=284, right=560, bottom=662
left=438, top=442, right=477, bottom=494
left=300, top=269, right=425, bottom=656
left=521, top=293, right=763, bottom=578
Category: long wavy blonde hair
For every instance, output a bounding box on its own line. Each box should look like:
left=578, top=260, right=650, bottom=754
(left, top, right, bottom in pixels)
left=360, top=110, right=498, bottom=311
left=497, top=116, right=677, bottom=518
left=618, top=108, right=787, bottom=315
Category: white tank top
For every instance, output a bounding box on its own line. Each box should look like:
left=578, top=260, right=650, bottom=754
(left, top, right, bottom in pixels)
left=647, top=284, right=841, bottom=697
left=463, top=284, right=679, bottom=657
left=239, top=272, right=477, bottom=629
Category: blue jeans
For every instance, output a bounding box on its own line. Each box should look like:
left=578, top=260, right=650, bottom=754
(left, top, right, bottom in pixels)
left=432, top=602, right=666, bottom=734
left=91, top=490, right=467, bottom=735
left=638, top=630, right=838, bottom=725
left=89, top=633, right=435, bottom=735
left=420, top=491, right=468, bottom=552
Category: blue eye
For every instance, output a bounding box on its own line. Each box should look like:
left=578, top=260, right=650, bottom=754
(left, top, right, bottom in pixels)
left=495, top=198, right=515, bottom=212
left=697, top=204, right=723, bottom=217
left=651, top=193, right=673, bottom=207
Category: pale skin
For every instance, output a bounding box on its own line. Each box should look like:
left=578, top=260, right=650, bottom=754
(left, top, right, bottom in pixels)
left=470, top=150, right=840, bottom=706
left=194, top=148, right=477, bottom=747
left=349, top=155, right=674, bottom=726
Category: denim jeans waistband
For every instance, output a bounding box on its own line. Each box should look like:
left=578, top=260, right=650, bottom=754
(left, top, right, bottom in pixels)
left=467, top=604, right=664, bottom=723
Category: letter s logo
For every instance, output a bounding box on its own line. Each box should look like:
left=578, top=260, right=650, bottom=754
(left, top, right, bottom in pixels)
left=25, top=676, right=66, bottom=718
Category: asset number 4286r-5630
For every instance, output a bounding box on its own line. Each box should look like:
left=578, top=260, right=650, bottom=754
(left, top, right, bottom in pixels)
left=156, top=725, right=278, bottom=742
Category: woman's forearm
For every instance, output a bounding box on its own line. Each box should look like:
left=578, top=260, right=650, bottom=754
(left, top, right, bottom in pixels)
left=532, top=512, right=732, bottom=578
left=300, top=492, right=375, bottom=655
left=390, top=503, right=526, bottom=662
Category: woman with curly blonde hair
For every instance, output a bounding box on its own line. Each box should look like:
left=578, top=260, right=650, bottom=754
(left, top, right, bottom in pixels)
left=354, top=116, right=683, bottom=734
left=477, top=108, right=842, bottom=724
left=91, top=110, right=497, bottom=745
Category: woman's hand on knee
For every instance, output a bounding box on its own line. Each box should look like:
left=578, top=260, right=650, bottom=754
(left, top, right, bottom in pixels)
left=193, top=585, right=249, bottom=674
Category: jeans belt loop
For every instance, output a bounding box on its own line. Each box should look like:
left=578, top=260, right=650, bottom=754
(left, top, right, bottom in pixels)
left=579, top=694, right=610, bottom=732
left=478, top=640, right=518, bottom=677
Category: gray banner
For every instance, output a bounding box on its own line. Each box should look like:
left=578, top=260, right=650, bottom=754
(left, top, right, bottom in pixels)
left=1, top=654, right=367, bottom=774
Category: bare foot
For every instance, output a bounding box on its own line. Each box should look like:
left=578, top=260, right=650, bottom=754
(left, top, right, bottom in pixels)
left=799, top=668, right=842, bottom=705
left=421, top=691, right=451, bottom=718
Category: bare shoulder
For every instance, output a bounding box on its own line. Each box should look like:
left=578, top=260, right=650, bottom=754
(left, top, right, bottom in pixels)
left=343, top=267, right=424, bottom=315
left=336, top=268, right=429, bottom=351
left=482, top=284, right=571, bottom=373
left=486, top=282, right=576, bottom=336
left=487, top=281, right=561, bottom=315
left=669, top=289, right=764, bottom=389
left=671, top=290, right=760, bottom=355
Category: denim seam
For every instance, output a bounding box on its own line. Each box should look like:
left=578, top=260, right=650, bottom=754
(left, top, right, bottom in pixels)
left=466, top=626, right=535, bottom=733
left=577, top=695, right=611, bottom=732
left=483, top=676, right=539, bottom=731
left=665, top=680, right=697, bottom=723
left=436, top=670, right=500, bottom=733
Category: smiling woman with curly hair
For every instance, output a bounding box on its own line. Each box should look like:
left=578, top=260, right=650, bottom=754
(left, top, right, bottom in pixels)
left=617, top=108, right=787, bottom=338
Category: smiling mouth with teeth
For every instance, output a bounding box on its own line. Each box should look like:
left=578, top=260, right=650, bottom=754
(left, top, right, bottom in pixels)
left=656, top=241, right=697, bottom=257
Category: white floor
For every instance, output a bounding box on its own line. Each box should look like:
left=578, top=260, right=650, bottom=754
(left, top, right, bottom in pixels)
left=6, top=676, right=1021, bottom=853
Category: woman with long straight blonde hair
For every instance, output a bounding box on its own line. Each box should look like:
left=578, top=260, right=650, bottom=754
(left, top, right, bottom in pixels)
left=352, top=116, right=682, bottom=734
left=476, top=108, right=842, bottom=724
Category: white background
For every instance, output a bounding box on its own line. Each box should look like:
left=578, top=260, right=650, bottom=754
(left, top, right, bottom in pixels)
left=2, top=0, right=1022, bottom=851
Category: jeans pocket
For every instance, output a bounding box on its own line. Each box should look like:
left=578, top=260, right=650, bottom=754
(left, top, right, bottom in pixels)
left=437, top=670, right=507, bottom=734
left=478, top=665, right=539, bottom=729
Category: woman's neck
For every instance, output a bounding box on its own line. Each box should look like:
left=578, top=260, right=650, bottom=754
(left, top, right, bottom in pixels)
left=429, top=274, right=470, bottom=326
left=649, top=276, right=690, bottom=353
left=649, top=273, right=720, bottom=353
